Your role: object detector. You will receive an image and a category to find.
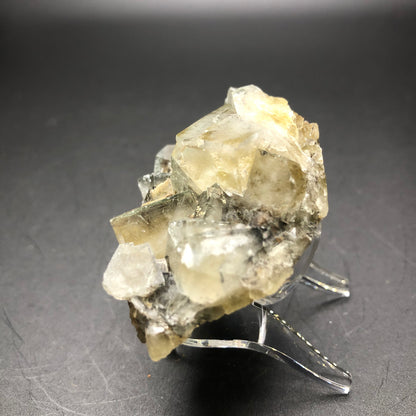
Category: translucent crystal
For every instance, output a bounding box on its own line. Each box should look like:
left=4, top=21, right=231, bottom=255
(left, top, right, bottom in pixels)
left=154, top=144, right=175, bottom=175
left=103, top=85, right=328, bottom=361
left=147, top=178, right=174, bottom=203
left=244, top=150, right=307, bottom=221
left=167, top=219, right=262, bottom=308
left=171, top=84, right=327, bottom=220
left=137, top=173, right=170, bottom=202
left=103, top=243, right=164, bottom=300
left=110, top=191, right=196, bottom=258
left=138, top=145, right=175, bottom=201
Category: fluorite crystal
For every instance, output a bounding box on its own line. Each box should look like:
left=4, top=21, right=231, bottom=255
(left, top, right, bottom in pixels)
left=103, top=85, right=328, bottom=361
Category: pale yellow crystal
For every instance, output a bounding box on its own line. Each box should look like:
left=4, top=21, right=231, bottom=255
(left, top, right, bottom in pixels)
left=110, top=192, right=196, bottom=258
left=105, top=84, right=329, bottom=362
left=171, top=84, right=328, bottom=220
left=103, top=243, right=164, bottom=300
left=244, top=150, right=307, bottom=220
left=167, top=220, right=260, bottom=306
left=243, top=227, right=311, bottom=300
left=145, top=325, right=186, bottom=362
left=147, top=178, right=174, bottom=203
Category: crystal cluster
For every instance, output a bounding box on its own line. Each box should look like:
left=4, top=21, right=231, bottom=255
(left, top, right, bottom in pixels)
left=103, top=85, right=328, bottom=361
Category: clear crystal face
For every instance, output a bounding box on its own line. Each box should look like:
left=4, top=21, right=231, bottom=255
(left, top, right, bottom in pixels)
left=103, top=243, right=165, bottom=300
left=153, top=144, right=175, bottom=175
left=103, top=85, right=328, bottom=361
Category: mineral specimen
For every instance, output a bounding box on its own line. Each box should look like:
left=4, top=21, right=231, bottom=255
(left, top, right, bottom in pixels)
left=103, top=85, right=328, bottom=361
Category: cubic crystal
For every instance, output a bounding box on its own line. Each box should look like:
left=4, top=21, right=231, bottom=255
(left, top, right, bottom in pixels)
left=110, top=191, right=196, bottom=258
left=103, top=85, right=328, bottom=361
left=103, top=243, right=164, bottom=300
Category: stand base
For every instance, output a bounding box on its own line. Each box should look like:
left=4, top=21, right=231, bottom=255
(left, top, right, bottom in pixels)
left=182, top=260, right=352, bottom=394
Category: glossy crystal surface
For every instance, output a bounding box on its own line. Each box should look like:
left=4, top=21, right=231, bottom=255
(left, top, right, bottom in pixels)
left=103, top=85, right=328, bottom=361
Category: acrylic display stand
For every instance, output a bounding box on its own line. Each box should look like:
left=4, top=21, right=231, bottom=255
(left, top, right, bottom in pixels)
left=182, top=228, right=352, bottom=394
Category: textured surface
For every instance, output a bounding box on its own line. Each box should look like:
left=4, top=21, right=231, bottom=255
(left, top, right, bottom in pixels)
left=107, top=85, right=327, bottom=361
left=1, top=13, right=415, bottom=415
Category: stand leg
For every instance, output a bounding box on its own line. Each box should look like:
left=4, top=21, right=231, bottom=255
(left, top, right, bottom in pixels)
left=183, top=303, right=352, bottom=394
left=182, top=249, right=352, bottom=393
left=301, top=261, right=350, bottom=298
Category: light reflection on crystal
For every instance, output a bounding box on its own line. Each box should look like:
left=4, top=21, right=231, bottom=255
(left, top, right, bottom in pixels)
left=103, top=85, right=328, bottom=361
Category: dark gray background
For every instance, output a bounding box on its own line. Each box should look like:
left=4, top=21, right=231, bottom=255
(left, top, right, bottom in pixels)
left=1, top=10, right=415, bottom=416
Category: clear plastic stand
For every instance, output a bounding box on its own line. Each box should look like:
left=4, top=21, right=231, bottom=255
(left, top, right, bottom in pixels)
left=181, top=229, right=352, bottom=394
